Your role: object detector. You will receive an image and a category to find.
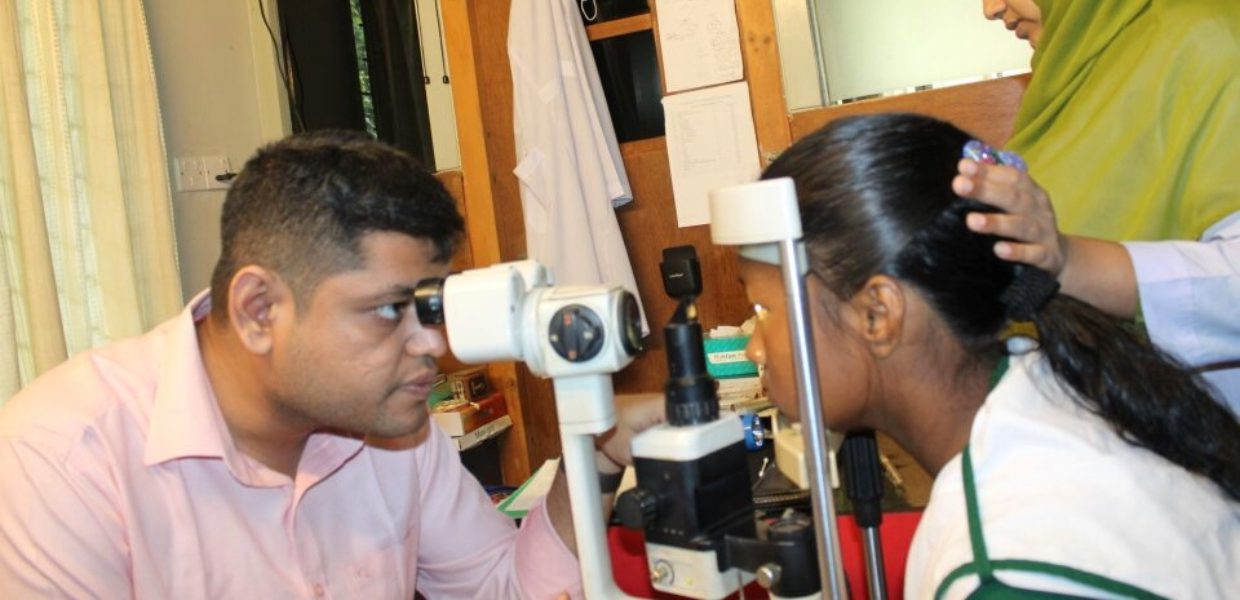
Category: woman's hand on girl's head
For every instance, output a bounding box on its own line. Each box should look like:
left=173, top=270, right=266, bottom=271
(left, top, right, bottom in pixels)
left=954, top=158, right=1068, bottom=278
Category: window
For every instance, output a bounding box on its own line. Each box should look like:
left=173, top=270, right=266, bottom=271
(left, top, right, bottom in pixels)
left=273, top=0, right=437, bottom=169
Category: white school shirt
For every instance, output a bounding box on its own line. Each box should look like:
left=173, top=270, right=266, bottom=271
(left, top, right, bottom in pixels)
left=1125, top=211, right=1240, bottom=414
left=905, top=353, right=1240, bottom=599
left=507, top=0, right=648, bottom=334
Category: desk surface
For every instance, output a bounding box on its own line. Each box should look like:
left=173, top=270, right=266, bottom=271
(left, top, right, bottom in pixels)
left=878, top=433, right=933, bottom=508
left=747, top=432, right=933, bottom=513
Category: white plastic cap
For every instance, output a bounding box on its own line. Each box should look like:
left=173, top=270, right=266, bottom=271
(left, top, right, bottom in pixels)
left=708, top=178, right=802, bottom=246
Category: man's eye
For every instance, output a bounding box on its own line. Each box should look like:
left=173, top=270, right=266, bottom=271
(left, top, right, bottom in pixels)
left=374, top=302, right=408, bottom=321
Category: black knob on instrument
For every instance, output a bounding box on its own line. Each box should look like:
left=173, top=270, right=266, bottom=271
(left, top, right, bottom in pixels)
left=615, top=488, right=659, bottom=530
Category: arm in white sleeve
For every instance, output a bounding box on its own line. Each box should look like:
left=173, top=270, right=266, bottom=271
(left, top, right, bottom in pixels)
left=1123, top=212, right=1240, bottom=369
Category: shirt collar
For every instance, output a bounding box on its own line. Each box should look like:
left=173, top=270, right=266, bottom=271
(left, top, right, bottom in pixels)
left=142, top=291, right=366, bottom=487
left=144, top=290, right=230, bottom=468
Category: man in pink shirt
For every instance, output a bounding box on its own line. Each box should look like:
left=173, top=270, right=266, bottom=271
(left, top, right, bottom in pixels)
left=0, top=131, right=630, bottom=598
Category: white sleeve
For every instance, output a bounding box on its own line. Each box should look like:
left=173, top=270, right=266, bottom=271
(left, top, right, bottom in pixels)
left=1123, top=212, right=1240, bottom=369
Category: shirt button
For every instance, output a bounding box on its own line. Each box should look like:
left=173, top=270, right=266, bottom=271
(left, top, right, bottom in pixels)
left=312, top=583, right=325, bottom=597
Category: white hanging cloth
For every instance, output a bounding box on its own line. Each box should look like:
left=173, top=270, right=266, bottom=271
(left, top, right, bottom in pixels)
left=508, top=0, right=649, bottom=334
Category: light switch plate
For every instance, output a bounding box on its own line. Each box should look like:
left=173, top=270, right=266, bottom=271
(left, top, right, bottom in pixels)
left=202, top=155, right=233, bottom=190
left=175, top=157, right=207, bottom=192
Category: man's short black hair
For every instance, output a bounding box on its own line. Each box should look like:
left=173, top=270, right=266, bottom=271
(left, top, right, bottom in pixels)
left=209, top=130, right=464, bottom=321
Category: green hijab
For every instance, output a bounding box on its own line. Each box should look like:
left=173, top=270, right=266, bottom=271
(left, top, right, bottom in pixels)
left=1006, top=0, right=1240, bottom=241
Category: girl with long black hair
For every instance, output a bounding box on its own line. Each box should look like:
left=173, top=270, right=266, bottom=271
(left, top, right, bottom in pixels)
left=741, top=113, right=1239, bottom=598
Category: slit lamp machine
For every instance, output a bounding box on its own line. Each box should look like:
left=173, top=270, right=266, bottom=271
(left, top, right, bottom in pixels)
left=411, top=178, right=889, bottom=599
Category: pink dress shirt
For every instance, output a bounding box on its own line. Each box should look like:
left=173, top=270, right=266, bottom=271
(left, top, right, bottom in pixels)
left=0, top=293, right=582, bottom=599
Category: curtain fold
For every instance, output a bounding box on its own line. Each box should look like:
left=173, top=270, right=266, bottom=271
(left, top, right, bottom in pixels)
left=0, top=0, right=181, bottom=400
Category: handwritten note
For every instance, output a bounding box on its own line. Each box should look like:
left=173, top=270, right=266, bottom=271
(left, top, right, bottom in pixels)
left=657, top=0, right=743, bottom=93
left=663, top=81, right=761, bottom=228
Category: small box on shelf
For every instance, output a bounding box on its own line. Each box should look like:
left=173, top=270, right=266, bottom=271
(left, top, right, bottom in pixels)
left=448, top=367, right=492, bottom=404
left=454, top=414, right=512, bottom=451
left=704, top=335, right=758, bottom=379
left=431, top=390, right=508, bottom=437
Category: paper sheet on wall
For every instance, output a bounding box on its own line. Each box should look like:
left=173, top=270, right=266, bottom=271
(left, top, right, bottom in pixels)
left=663, top=81, right=762, bottom=228
left=657, top=0, right=743, bottom=93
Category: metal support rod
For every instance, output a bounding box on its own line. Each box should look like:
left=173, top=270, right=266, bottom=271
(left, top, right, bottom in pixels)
left=842, top=432, right=888, bottom=600
left=803, top=0, right=832, bottom=104
left=779, top=239, right=847, bottom=598
left=554, top=376, right=641, bottom=600
left=863, top=528, right=887, bottom=600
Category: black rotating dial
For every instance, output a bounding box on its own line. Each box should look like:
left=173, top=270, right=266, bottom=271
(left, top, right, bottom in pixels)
left=549, top=304, right=606, bottom=362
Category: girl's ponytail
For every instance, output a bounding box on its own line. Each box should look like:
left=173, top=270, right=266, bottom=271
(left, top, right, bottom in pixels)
left=1032, top=293, right=1240, bottom=501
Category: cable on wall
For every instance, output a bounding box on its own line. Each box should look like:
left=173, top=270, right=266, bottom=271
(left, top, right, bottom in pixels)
left=258, top=0, right=306, bottom=131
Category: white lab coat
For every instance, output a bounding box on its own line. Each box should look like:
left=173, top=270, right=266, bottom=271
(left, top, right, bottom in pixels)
left=905, top=353, right=1240, bottom=599
left=508, top=0, right=648, bottom=333
left=1125, top=211, right=1240, bottom=414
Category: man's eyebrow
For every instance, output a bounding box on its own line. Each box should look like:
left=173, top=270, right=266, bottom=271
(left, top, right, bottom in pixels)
left=364, top=285, right=416, bottom=302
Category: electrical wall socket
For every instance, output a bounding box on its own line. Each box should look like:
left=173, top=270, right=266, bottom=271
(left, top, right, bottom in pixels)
left=175, top=155, right=233, bottom=192
left=202, top=156, right=233, bottom=190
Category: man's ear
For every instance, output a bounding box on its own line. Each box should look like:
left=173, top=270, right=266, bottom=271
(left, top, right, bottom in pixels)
left=848, top=274, right=906, bottom=358
left=228, top=266, right=287, bottom=355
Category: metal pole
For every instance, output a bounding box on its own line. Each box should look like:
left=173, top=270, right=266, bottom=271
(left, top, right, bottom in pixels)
left=803, top=0, right=832, bottom=104
left=553, top=376, right=641, bottom=600
left=863, top=528, right=888, bottom=599
left=779, top=239, right=847, bottom=598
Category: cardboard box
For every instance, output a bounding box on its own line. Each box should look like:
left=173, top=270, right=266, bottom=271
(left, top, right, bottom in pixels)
left=431, top=391, right=508, bottom=437
left=428, top=375, right=453, bottom=410
left=448, top=367, right=492, bottom=403
left=704, top=335, right=758, bottom=379
left=455, top=414, right=513, bottom=451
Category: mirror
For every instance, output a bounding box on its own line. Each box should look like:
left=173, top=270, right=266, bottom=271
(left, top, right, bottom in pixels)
left=772, top=0, right=1033, bottom=110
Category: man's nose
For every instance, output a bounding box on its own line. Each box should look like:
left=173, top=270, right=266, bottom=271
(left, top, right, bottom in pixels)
left=406, top=323, right=448, bottom=358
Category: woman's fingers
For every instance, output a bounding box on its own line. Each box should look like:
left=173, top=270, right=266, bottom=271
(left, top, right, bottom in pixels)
left=955, top=160, right=1027, bottom=212
left=994, top=240, right=1055, bottom=272
left=967, top=211, right=1035, bottom=243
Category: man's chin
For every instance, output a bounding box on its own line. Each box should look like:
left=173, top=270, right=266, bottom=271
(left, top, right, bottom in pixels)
left=366, top=414, right=431, bottom=449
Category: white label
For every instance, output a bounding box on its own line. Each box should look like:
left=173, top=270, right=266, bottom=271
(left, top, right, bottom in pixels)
left=708, top=350, right=749, bottom=364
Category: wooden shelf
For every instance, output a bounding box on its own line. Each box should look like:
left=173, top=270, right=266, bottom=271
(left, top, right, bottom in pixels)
left=585, top=13, right=653, bottom=41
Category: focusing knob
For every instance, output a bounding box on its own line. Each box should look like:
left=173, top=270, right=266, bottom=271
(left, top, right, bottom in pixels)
left=615, top=488, right=659, bottom=530
left=548, top=304, right=605, bottom=362
left=768, top=511, right=814, bottom=543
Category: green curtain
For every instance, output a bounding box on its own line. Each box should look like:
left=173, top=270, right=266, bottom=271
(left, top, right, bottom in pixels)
left=0, top=0, right=182, bottom=400
left=1007, top=0, right=1240, bottom=241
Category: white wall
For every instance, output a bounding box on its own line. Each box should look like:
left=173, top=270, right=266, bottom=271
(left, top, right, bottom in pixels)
left=775, top=0, right=1033, bottom=109
left=144, top=0, right=467, bottom=300
left=144, top=0, right=290, bottom=302
left=773, top=0, right=825, bottom=111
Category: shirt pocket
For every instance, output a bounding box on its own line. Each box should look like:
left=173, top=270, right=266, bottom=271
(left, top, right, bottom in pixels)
left=340, top=536, right=408, bottom=599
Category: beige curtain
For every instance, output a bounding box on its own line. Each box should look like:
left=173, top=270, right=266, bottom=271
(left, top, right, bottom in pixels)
left=0, top=1, right=182, bottom=401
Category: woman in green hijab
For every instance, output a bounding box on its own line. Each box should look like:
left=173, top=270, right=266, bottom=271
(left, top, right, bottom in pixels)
left=984, top=0, right=1240, bottom=241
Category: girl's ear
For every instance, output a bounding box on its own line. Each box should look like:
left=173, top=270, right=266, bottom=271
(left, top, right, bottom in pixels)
left=848, top=274, right=906, bottom=358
